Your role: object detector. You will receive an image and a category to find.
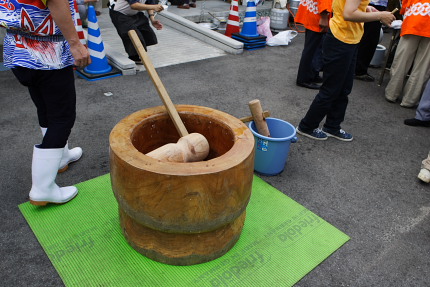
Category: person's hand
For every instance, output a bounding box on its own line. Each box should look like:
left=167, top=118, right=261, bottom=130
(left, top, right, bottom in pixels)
left=379, top=11, right=396, bottom=27
left=319, top=13, right=329, bottom=32
left=151, top=4, right=164, bottom=12
left=70, top=42, right=91, bottom=67
left=151, top=20, right=163, bottom=30
left=366, top=5, right=378, bottom=12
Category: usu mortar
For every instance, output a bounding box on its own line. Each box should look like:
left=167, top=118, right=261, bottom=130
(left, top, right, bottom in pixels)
left=109, top=105, right=255, bottom=265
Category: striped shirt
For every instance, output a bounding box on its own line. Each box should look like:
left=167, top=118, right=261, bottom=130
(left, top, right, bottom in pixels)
left=1, top=0, right=75, bottom=69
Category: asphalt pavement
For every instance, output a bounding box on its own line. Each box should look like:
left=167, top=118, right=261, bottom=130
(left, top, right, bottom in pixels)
left=1, top=7, right=430, bottom=286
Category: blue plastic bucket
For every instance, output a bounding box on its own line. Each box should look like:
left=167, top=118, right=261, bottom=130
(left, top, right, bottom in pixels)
left=249, top=118, right=297, bottom=176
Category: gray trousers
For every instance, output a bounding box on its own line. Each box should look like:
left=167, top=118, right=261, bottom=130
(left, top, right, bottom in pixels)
left=385, top=35, right=430, bottom=107
left=416, top=79, right=430, bottom=121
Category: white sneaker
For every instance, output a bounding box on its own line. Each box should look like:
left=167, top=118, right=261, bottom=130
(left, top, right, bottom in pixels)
left=418, top=169, right=430, bottom=183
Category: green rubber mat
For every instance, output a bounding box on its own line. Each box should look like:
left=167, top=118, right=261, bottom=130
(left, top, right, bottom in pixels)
left=19, top=174, right=349, bottom=286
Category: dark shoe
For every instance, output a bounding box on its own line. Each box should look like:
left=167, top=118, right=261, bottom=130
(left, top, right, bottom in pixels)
left=296, top=127, right=328, bottom=140
left=404, top=118, right=430, bottom=127
left=296, top=81, right=321, bottom=90
left=177, top=4, right=190, bottom=9
left=385, top=97, right=397, bottom=103
left=354, top=74, right=375, bottom=82
left=322, top=127, right=353, bottom=142
left=313, top=75, right=323, bottom=83
left=96, top=11, right=101, bottom=16
left=189, top=2, right=196, bottom=7
left=128, top=55, right=140, bottom=62
left=400, top=103, right=417, bottom=109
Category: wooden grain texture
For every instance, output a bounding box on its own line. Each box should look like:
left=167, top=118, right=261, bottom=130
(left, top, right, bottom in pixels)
left=248, top=99, right=270, bottom=137
left=120, top=209, right=246, bottom=266
left=146, top=133, right=209, bottom=162
left=239, top=110, right=271, bottom=123
left=110, top=105, right=255, bottom=234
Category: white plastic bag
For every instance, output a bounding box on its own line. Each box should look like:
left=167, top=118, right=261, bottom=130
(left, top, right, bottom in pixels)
left=391, top=20, right=402, bottom=29
left=257, top=17, right=273, bottom=39
left=267, top=30, right=298, bottom=46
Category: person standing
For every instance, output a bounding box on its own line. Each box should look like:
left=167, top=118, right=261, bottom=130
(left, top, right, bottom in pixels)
left=404, top=78, right=430, bottom=127
left=1, top=0, right=91, bottom=205
left=354, top=0, right=388, bottom=81
left=92, top=0, right=103, bottom=15
left=385, top=0, right=430, bottom=108
left=76, top=0, right=100, bottom=27
left=177, top=0, right=197, bottom=9
left=109, top=0, right=164, bottom=63
left=296, top=0, right=395, bottom=141
left=295, top=0, right=333, bottom=90
left=418, top=152, right=430, bottom=183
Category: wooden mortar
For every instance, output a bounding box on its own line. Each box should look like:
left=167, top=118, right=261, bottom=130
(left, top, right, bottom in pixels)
left=109, top=105, right=255, bottom=265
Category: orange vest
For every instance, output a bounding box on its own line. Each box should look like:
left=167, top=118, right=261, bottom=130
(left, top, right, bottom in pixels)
left=400, top=0, right=430, bottom=38
left=294, top=0, right=333, bottom=33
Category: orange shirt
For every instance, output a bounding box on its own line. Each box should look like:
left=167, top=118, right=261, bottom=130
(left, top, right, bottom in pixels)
left=400, top=0, right=430, bottom=38
left=294, top=0, right=333, bottom=32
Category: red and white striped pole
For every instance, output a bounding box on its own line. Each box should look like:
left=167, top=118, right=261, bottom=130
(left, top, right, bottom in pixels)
left=225, top=0, right=240, bottom=37
left=73, top=0, right=87, bottom=46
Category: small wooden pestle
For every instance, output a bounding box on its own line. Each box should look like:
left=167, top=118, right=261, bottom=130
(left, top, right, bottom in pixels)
left=248, top=99, right=270, bottom=137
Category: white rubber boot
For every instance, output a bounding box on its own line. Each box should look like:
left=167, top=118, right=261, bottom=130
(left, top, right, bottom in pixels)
left=29, top=146, right=78, bottom=206
left=41, top=127, right=83, bottom=173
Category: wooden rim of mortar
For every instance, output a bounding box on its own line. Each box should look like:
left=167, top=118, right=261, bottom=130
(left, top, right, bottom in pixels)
left=109, top=105, right=254, bottom=175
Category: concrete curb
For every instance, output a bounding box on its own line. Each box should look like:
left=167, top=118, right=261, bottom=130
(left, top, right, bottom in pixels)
left=157, top=11, right=244, bottom=55
left=105, top=43, right=137, bottom=76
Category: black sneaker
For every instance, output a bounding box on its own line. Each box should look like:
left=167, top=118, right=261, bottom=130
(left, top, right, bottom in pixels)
left=404, top=118, right=430, bottom=127
left=354, top=74, right=375, bottom=82
left=296, top=81, right=321, bottom=90
left=314, top=75, right=323, bottom=83
left=322, top=128, right=353, bottom=141
left=128, top=55, right=142, bottom=63
left=296, top=127, right=328, bottom=140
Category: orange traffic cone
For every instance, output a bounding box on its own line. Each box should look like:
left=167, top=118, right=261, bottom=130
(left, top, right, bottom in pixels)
left=73, top=0, right=86, bottom=46
left=225, top=0, right=240, bottom=37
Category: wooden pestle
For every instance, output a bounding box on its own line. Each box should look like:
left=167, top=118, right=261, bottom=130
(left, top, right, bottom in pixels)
left=146, top=133, right=209, bottom=162
left=128, top=30, right=209, bottom=162
left=248, top=99, right=270, bottom=137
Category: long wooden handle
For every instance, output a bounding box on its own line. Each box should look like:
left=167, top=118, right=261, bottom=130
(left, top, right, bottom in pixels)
left=248, top=99, right=270, bottom=137
left=239, top=110, right=271, bottom=123
left=128, top=30, right=188, bottom=137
